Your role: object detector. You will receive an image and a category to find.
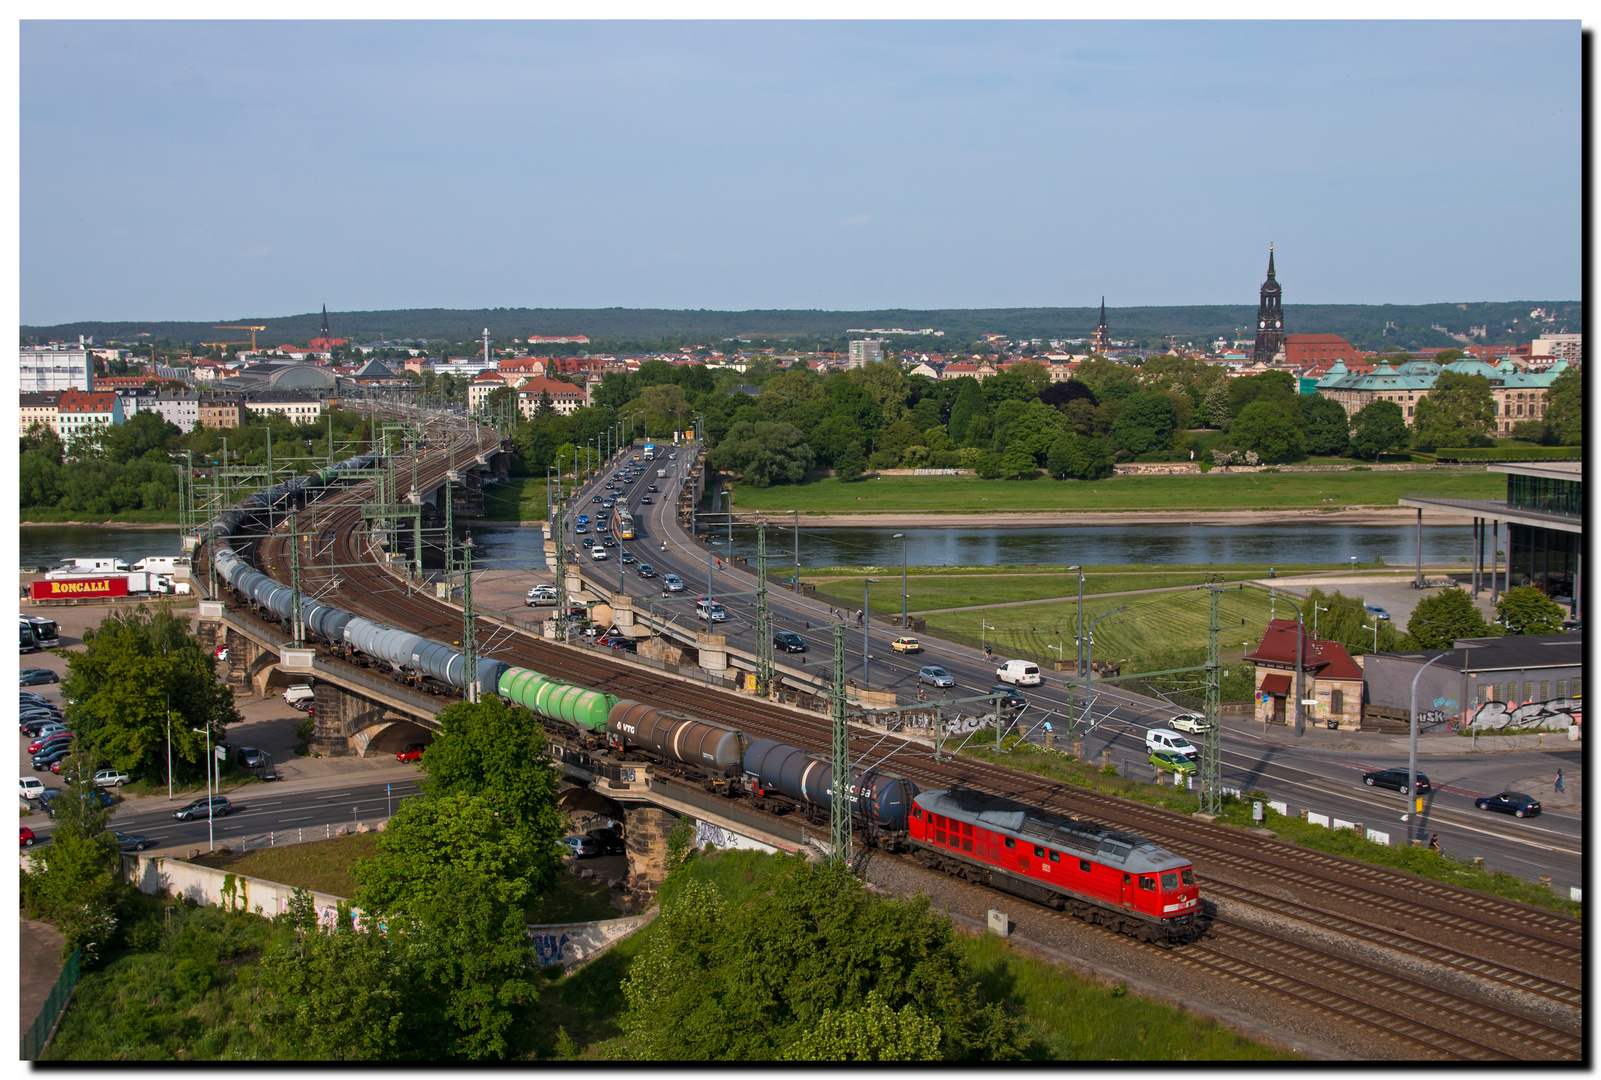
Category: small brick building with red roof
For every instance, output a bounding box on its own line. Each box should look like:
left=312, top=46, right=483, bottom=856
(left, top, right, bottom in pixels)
left=1243, top=618, right=1366, bottom=729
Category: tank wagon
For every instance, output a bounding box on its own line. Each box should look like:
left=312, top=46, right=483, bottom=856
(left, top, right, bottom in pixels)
left=909, top=787, right=1201, bottom=943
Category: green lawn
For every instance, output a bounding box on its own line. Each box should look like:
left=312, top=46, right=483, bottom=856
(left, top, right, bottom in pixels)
left=192, top=831, right=383, bottom=899
left=729, top=469, right=1501, bottom=515
left=918, top=586, right=1283, bottom=671
left=21, top=508, right=182, bottom=525
left=808, top=562, right=1376, bottom=615
left=481, top=477, right=550, bottom=522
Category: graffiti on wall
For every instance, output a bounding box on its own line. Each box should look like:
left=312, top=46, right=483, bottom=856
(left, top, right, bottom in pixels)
left=1415, top=710, right=1454, bottom=729
left=1469, top=697, right=1581, bottom=731
left=533, top=931, right=572, bottom=966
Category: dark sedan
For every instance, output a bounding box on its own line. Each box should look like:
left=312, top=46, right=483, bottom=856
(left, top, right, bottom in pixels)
left=636, top=564, right=656, bottom=578
left=639, top=495, right=654, bottom=504
left=1475, top=791, right=1542, bottom=818
left=773, top=631, right=807, bottom=653
left=20, top=668, right=58, bottom=686
left=115, top=831, right=156, bottom=852
left=1362, top=769, right=1431, bottom=795
left=174, top=796, right=232, bottom=821
left=586, top=828, right=626, bottom=856
left=987, top=685, right=1028, bottom=710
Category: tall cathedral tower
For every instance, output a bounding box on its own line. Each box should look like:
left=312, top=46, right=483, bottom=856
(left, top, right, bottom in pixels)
left=1088, top=297, right=1111, bottom=355
left=319, top=303, right=331, bottom=339
left=1252, top=247, right=1285, bottom=364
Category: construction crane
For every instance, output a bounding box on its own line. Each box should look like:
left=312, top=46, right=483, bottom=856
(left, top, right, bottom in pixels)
left=212, top=325, right=268, bottom=350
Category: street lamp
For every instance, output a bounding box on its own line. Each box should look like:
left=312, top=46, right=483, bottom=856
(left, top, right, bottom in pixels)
left=892, top=533, right=908, bottom=630
left=191, top=726, right=214, bottom=852
left=1405, top=652, right=1450, bottom=829
left=1313, top=601, right=1329, bottom=639
left=1271, top=594, right=1311, bottom=735
left=1067, top=564, right=1085, bottom=707
left=862, top=578, right=880, bottom=689
left=788, top=510, right=801, bottom=594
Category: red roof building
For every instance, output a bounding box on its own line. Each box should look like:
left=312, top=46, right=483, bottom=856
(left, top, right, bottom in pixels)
left=1243, top=618, right=1365, bottom=730
left=515, top=376, right=587, bottom=417
left=1282, top=334, right=1361, bottom=367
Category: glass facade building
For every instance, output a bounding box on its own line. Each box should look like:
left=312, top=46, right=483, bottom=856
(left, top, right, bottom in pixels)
left=1506, top=472, right=1581, bottom=519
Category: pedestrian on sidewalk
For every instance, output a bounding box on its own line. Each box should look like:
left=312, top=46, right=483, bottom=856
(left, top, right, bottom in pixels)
left=1555, top=768, right=1565, bottom=793
left=1429, top=833, right=1443, bottom=854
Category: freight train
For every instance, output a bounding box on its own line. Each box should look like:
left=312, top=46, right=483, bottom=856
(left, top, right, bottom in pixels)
left=205, top=443, right=1201, bottom=944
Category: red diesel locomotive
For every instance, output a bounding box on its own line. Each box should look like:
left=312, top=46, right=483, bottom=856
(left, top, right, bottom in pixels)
left=908, top=788, right=1202, bottom=944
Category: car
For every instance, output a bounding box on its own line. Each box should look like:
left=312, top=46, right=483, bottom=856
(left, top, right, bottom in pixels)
left=604, top=482, right=616, bottom=490
left=1145, top=728, right=1198, bottom=761
left=1475, top=791, right=1542, bottom=818
left=29, top=733, right=72, bottom=755
left=600, top=536, right=615, bottom=547
left=647, top=484, right=659, bottom=492
left=636, top=564, right=657, bottom=578
left=1169, top=712, right=1213, bottom=735
left=591, top=547, right=610, bottom=560
left=94, top=769, right=130, bottom=788
left=20, top=669, right=58, bottom=686
left=580, top=536, right=593, bottom=548
left=1362, top=769, right=1431, bottom=794
left=20, top=708, right=64, bottom=725
left=620, top=550, right=636, bottom=564
left=639, top=494, right=654, bottom=504
left=577, top=513, right=589, bottom=524
left=918, top=666, right=956, bottom=688
left=891, top=637, right=921, bottom=654
left=592, top=494, right=603, bottom=503
left=773, top=631, right=807, bottom=653
left=575, top=524, right=589, bottom=534
left=602, top=498, right=615, bottom=508
left=663, top=574, right=685, bottom=592
left=995, top=659, right=1041, bottom=686
left=396, top=743, right=426, bottom=763
left=987, top=685, right=1027, bottom=710
left=235, top=746, right=267, bottom=769
left=696, top=599, right=727, bottom=623
left=1150, top=750, right=1196, bottom=775
left=174, top=796, right=232, bottom=821
left=526, top=586, right=558, bottom=607
left=563, top=835, right=600, bottom=858
left=18, top=777, right=46, bottom=802
left=20, top=826, right=36, bottom=848
left=1365, top=604, right=1392, bottom=621
left=114, top=832, right=156, bottom=852
left=25, top=723, right=68, bottom=743
left=585, top=828, right=626, bottom=856
left=47, top=789, right=112, bottom=816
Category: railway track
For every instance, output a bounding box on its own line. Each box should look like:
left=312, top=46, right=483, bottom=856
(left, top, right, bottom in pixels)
left=234, top=428, right=1581, bottom=1059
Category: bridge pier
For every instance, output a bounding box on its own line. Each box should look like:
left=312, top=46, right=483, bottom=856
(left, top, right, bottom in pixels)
left=622, top=805, right=682, bottom=902
left=696, top=632, right=728, bottom=677
left=310, top=682, right=432, bottom=758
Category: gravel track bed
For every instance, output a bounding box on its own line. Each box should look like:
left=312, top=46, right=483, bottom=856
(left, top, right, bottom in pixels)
left=862, top=852, right=1431, bottom=1061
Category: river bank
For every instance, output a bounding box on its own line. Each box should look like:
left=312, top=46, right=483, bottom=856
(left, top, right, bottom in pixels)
left=778, top=507, right=1467, bottom=528
left=20, top=520, right=180, bottom=530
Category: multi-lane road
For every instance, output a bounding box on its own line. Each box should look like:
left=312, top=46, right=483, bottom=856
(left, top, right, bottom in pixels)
left=551, top=441, right=1582, bottom=892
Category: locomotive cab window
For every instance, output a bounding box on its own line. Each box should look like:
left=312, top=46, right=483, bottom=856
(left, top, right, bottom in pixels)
left=1160, top=873, right=1178, bottom=890
left=1032, top=846, right=1045, bottom=858
left=1181, top=869, right=1195, bottom=886
left=1048, top=850, right=1060, bottom=863
left=1138, top=876, right=1157, bottom=891
left=1079, top=859, right=1091, bottom=873
left=1004, top=837, right=1016, bottom=849
left=912, top=806, right=922, bottom=819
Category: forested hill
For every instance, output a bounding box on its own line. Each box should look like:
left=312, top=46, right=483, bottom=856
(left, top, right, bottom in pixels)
left=24, top=299, right=1578, bottom=352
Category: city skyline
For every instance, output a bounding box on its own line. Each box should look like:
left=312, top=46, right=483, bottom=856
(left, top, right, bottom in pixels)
left=21, top=20, right=1582, bottom=324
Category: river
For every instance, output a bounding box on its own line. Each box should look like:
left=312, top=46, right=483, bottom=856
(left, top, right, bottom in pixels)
left=22, top=520, right=1481, bottom=576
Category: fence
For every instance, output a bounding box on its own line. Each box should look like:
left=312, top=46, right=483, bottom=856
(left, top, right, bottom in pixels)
left=21, top=946, right=81, bottom=1060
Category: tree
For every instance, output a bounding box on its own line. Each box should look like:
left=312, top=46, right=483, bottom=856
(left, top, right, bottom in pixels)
left=619, top=860, right=1028, bottom=1061
left=946, top=379, right=987, bottom=445
left=1198, top=383, right=1232, bottom=430
left=1495, top=586, right=1566, bottom=636
left=1410, top=371, right=1494, bottom=451
left=22, top=746, right=120, bottom=963
left=1299, top=394, right=1351, bottom=456
left=638, top=383, right=691, bottom=434
left=421, top=697, right=568, bottom=853
left=1038, top=379, right=1096, bottom=411
left=1543, top=365, right=1582, bottom=445
left=783, top=991, right=943, bottom=1061
left=100, top=411, right=180, bottom=464
left=353, top=792, right=541, bottom=1059
left=1406, top=588, right=1492, bottom=649
left=806, top=416, right=863, bottom=468
left=1230, top=400, right=1305, bottom=463
left=60, top=604, right=239, bottom=785
left=834, top=444, right=867, bottom=482
left=1108, top=391, right=1176, bottom=457
left=1226, top=370, right=1297, bottom=416
left=1509, top=420, right=1553, bottom=445
left=1349, top=400, right=1408, bottom=460
left=708, top=421, right=815, bottom=487
left=1301, top=588, right=1403, bottom=654
left=971, top=450, right=1003, bottom=479
left=999, top=444, right=1038, bottom=478
left=1045, top=433, right=1114, bottom=481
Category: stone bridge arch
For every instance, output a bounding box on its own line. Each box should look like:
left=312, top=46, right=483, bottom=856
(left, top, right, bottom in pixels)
left=354, top=718, right=436, bottom=759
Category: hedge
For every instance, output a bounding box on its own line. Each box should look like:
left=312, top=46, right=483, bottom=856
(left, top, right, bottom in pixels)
left=1432, top=446, right=1583, bottom=463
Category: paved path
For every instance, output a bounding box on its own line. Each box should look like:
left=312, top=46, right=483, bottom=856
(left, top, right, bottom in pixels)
left=19, top=919, right=65, bottom=1035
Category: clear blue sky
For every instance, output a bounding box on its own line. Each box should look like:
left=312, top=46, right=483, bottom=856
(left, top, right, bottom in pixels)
left=21, top=20, right=1582, bottom=325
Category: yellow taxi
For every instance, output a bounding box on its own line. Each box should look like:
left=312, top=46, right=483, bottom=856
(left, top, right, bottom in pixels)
left=891, top=637, right=921, bottom=654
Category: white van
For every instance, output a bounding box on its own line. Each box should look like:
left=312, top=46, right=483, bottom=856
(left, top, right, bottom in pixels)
left=1146, top=728, right=1199, bottom=760
left=283, top=684, right=315, bottom=710
left=696, top=599, right=727, bottom=623
left=19, top=777, right=45, bottom=802
left=995, top=659, right=1042, bottom=686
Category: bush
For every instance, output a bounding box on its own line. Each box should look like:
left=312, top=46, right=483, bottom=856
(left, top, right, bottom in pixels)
left=1432, top=446, right=1581, bottom=463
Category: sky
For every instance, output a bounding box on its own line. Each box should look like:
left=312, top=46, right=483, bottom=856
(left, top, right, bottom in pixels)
left=18, top=20, right=1584, bottom=325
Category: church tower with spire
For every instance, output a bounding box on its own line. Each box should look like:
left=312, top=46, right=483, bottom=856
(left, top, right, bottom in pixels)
left=1088, top=297, right=1111, bottom=355
left=1252, top=246, right=1285, bottom=364
left=319, top=302, right=330, bottom=339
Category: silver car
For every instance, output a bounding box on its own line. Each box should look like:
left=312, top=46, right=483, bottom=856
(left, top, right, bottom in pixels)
left=918, top=665, right=955, bottom=688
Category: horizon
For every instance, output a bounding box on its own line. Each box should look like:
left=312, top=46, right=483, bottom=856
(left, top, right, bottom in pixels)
left=22, top=22, right=1580, bottom=325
